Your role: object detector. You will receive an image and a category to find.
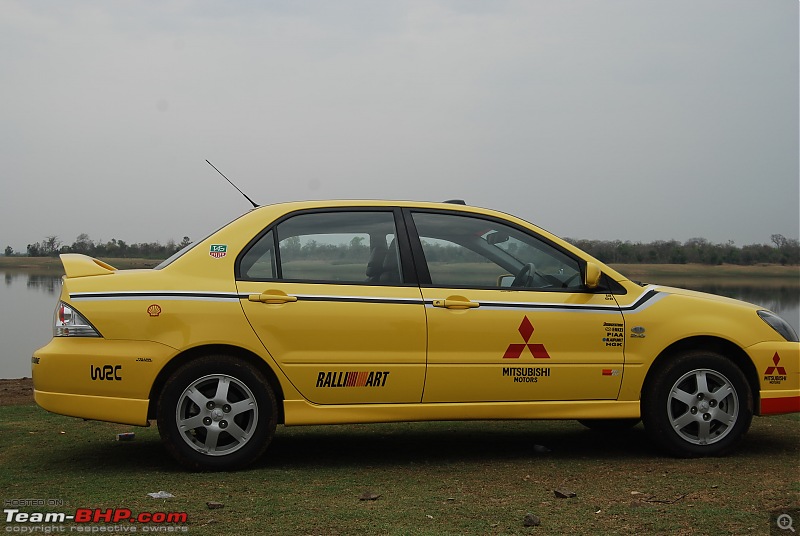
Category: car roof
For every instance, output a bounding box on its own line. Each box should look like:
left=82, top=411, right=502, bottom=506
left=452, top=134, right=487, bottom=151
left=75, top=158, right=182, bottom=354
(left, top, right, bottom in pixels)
left=256, top=199, right=472, bottom=209
left=248, top=199, right=513, bottom=216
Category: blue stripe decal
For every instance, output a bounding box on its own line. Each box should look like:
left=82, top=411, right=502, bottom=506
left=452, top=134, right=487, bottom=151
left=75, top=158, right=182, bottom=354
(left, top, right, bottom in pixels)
left=69, top=287, right=663, bottom=313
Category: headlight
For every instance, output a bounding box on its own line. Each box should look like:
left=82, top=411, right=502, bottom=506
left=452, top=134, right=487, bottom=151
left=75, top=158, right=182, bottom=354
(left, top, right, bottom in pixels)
left=54, top=302, right=101, bottom=337
left=757, top=310, right=799, bottom=342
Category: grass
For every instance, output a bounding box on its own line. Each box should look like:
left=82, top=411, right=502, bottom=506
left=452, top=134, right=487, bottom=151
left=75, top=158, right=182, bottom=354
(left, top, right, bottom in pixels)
left=1, top=404, right=798, bottom=535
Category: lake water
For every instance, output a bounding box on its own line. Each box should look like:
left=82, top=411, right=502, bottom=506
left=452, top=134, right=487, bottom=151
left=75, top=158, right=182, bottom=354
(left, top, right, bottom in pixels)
left=1, top=269, right=798, bottom=379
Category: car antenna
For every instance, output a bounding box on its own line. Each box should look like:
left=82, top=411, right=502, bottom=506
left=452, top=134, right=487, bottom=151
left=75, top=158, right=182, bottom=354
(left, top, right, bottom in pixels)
left=205, top=159, right=259, bottom=208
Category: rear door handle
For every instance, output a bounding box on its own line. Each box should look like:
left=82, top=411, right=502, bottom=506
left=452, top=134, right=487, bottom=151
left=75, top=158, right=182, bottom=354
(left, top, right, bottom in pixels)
left=432, top=297, right=480, bottom=309
left=248, top=290, right=298, bottom=304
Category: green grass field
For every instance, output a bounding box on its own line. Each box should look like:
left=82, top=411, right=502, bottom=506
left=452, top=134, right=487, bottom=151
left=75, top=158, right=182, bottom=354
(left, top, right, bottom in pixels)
left=1, top=403, right=797, bottom=535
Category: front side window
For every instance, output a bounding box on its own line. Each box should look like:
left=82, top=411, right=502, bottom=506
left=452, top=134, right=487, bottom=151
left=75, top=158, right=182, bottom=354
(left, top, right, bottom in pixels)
left=239, top=211, right=402, bottom=284
left=411, top=212, right=582, bottom=290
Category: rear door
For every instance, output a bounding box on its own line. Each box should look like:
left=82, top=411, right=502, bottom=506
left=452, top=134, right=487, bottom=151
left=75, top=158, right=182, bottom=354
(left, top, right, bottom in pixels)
left=236, top=208, right=427, bottom=404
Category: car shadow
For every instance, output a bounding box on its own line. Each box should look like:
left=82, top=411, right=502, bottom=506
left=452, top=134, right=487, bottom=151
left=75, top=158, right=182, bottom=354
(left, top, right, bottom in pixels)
left=261, top=418, right=798, bottom=470
left=35, top=417, right=798, bottom=472
left=261, top=421, right=654, bottom=470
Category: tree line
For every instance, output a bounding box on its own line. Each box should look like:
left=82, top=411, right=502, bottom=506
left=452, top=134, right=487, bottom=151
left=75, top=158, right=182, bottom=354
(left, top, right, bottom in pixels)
left=4, top=233, right=799, bottom=266
left=6, top=233, right=191, bottom=259
left=565, top=234, right=799, bottom=266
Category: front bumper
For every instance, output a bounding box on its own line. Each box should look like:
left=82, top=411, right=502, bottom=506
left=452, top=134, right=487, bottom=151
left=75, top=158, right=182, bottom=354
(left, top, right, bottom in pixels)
left=748, top=341, right=800, bottom=415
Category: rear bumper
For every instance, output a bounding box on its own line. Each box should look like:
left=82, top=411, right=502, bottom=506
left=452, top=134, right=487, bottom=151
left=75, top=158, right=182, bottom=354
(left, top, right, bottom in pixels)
left=32, top=337, right=175, bottom=425
left=34, top=390, right=150, bottom=426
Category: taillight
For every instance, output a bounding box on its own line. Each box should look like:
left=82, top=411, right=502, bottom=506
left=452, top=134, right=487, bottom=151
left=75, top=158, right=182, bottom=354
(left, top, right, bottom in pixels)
left=54, top=302, right=100, bottom=337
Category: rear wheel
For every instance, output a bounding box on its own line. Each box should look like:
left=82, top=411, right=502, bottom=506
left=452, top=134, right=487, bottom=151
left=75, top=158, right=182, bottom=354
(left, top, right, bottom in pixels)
left=157, top=355, right=277, bottom=471
left=642, top=351, right=752, bottom=457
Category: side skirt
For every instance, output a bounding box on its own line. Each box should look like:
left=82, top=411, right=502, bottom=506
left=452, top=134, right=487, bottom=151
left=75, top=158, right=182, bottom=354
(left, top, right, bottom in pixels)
left=283, top=399, right=641, bottom=426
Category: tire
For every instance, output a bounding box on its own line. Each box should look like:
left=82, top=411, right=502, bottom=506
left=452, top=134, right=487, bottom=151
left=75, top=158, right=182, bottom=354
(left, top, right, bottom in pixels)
left=578, top=418, right=640, bottom=432
left=157, top=355, right=277, bottom=471
left=641, top=350, right=752, bottom=457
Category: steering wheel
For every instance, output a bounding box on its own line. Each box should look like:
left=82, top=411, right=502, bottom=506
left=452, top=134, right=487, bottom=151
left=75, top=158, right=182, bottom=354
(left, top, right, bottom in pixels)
left=561, top=272, right=580, bottom=288
left=511, top=263, right=535, bottom=287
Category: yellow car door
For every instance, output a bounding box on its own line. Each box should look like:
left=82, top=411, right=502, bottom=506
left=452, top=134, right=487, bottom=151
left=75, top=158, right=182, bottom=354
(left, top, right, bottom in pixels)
left=236, top=209, right=427, bottom=405
left=406, top=210, right=626, bottom=403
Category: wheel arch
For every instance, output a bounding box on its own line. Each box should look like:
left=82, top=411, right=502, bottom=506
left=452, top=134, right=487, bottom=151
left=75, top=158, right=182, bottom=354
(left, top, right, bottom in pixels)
left=642, top=336, right=759, bottom=408
left=147, top=344, right=286, bottom=424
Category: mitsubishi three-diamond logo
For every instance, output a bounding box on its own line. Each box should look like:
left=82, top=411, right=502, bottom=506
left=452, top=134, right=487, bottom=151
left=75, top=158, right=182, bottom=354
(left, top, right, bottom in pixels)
left=503, top=316, right=551, bottom=359
left=764, top=352, right=787, bottom=385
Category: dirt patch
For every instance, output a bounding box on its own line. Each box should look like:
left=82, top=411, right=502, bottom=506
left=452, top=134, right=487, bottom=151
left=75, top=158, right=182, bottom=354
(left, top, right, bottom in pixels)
left=0, top=377, right=33, bottom=405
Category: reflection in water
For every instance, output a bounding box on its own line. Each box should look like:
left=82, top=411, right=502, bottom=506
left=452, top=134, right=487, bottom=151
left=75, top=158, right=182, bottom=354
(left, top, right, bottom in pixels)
left=683, top=284, right=800, bottom=315
left=26, top=274, right=62, bottom=295
left=4, top=271, right=63, bottom=295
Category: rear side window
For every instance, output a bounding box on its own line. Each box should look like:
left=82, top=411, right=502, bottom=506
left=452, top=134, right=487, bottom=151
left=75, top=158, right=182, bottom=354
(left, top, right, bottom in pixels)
left=239, top=211, right=403, bottom=285
left=239, top=230, right=277, bottom=279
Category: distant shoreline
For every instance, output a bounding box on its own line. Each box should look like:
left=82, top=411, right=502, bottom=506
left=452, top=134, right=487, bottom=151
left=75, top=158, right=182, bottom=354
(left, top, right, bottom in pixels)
left=0, top=256, right=161, bottom=271
left=1, top=255, right=797, bottom=281
left=608, top=262, right=799, bottom=285
left=0, top=378, right=32, bottom=405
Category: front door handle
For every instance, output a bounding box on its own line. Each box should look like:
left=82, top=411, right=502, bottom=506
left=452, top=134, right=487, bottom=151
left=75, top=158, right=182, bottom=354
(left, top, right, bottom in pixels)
left=248, top=290, right=298, bottom=304
left=432, top=297, right=480, bottom=309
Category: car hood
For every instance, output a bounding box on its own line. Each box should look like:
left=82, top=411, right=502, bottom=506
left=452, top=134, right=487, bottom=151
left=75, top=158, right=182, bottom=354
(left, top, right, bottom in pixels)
left=651, top=284, right=762, bottom=311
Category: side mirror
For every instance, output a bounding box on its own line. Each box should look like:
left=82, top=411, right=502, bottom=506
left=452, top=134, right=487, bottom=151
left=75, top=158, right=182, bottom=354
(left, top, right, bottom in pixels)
left=584, top=262, right=602, bottom=289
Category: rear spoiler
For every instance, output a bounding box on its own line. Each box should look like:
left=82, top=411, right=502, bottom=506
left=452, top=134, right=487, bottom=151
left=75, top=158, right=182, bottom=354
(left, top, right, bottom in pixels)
left=60, top=254, right=116, bottom=278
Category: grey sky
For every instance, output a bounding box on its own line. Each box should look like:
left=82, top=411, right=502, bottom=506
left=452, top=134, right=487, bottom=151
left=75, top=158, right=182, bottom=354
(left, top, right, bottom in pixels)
left=1, top=1, right=797, bottom=254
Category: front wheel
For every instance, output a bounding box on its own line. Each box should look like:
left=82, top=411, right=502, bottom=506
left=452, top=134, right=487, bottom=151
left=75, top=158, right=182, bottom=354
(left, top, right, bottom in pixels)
left=642, top=351, right=752, bottom=457
left=157, top=355, right=277, bottom=471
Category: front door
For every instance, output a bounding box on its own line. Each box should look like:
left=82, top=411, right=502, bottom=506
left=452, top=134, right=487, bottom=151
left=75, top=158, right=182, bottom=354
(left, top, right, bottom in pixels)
left=406, top=210, right=625, bottom=403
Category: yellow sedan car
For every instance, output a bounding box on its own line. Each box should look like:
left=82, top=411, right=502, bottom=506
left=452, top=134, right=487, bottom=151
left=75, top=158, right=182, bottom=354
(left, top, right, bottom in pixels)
left=32, top=200, right=799, bottom=470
